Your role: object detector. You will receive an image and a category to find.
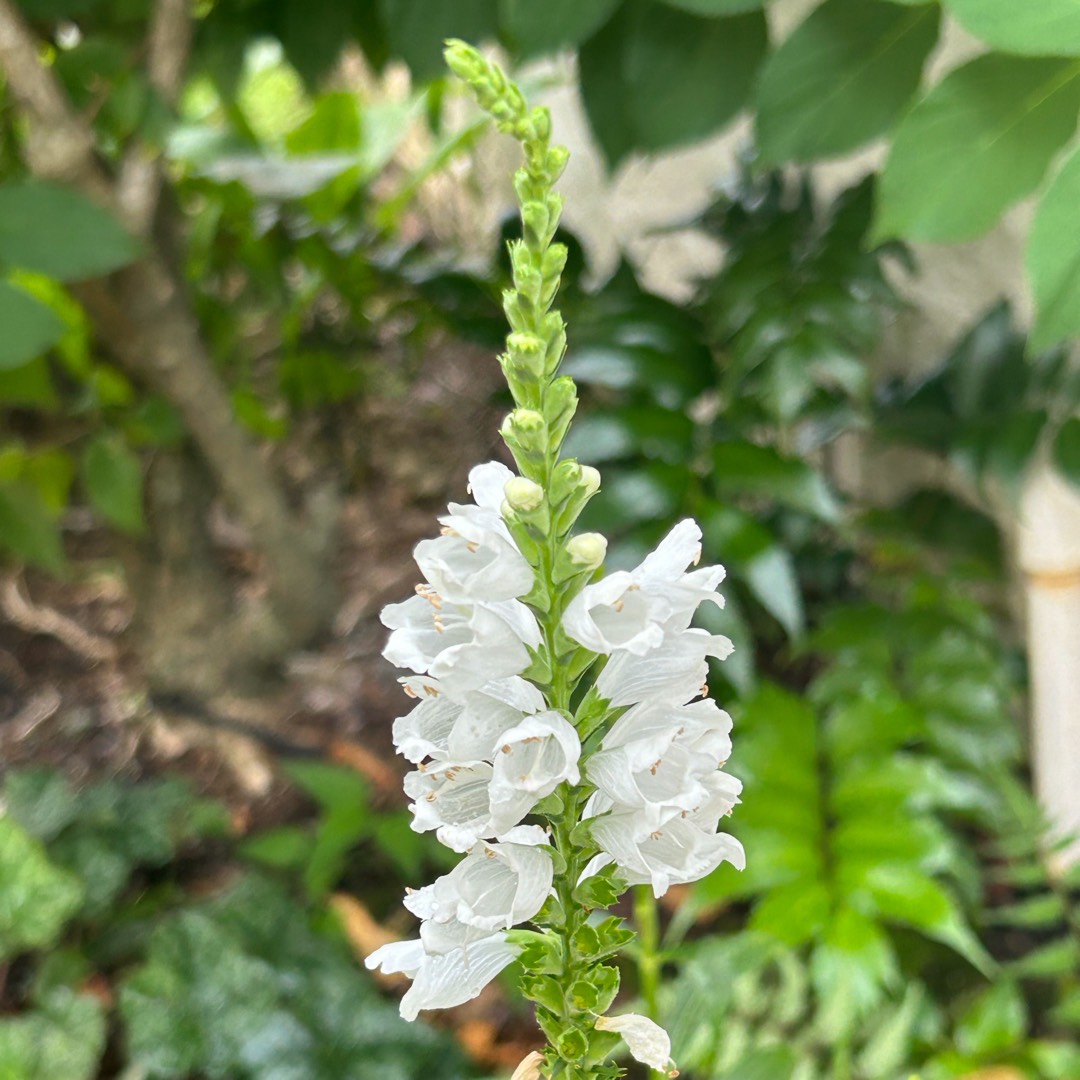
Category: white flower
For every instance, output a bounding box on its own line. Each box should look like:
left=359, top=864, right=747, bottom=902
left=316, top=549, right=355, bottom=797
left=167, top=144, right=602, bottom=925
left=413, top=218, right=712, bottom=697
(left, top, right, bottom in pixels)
left=413, top=462, right=534, bottom=604
left=596, top=628, right=734, bottom=708
left=510, top=1051, right=545, bottom=1080
left=404, top=761, right=496, bottom=851
left=393, top=675, right=546, bottom=763
left=382, top=595, right=540, bottom=694
left=365, top=926, right=519, bottom=1021
left=588, top=772, right=745, bottom=897
left=594, top=1013, right=676, bottom=1074
left=404, top=837, right=552, bottom=937
left=586, top=698, right=733, bottom=830
left=562, top=520, right=725, bottom=655
left=489, top=711, right=582, bottom=833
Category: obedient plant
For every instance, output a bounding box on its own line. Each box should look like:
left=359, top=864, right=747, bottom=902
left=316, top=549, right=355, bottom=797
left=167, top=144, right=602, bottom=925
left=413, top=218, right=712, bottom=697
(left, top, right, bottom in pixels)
left=366, top=42, right=744, bottom=1080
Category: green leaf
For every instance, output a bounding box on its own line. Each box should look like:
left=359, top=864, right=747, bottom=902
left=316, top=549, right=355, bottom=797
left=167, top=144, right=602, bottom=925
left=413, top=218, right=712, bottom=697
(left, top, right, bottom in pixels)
left=863, top=864, right=995, bottom=975
left=0, top=481, right=64, bottom=570
left=874, top=55, right=1080, bottom=243
left=756, top=0, right=939, bottom=164
left=579, top=0, right=768, bottom=167
left=0, top=181, right=139, bottom=280
left=378, top=0, right=500, bottom=83
left=240, top=826, right=312, bottom=872
left=81, top=434, right=144, bottom=534
left=955, top=980, right=1027, bottom=1056
left=744, top=545, right=805, bottom=637
left=0, top=817, right=83, bottom=960
left=0, top=988, right=105, bottom=1080
left=1053, top=416, right=1080, bottom=489
left=499, top=0, right=621, bottom=57
left=660, top=0, right=764, bottom=11
left=0, top=281, right=65, bottom=370
left=711, top=441, right=843, bottom=522
left=1029, top=145, right=1080, bottom=349
left=944, top=0, right=1080, bottom=56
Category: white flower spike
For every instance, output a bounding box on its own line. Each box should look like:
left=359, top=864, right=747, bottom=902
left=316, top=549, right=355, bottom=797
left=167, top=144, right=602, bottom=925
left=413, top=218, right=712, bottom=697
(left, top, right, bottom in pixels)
left=373, top=43, right=745, bottom=1077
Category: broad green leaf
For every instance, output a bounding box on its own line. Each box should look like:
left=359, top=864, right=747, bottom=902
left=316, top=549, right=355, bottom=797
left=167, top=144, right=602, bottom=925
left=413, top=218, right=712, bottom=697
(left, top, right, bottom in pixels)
left=711, top=441, right=843, bottom=522
left=81, top=434, right=144, bottom=534
left=499, top=0, right=621, bottom=57
left=277, top=0, right=352, bottom=85
left=945, top=0, right=1080, bottom=56
left=659, top=0, right=764, bottom=11
left=756, top=0, right=939, bottom=163
left=1053, top=416, right=1080, bottom=489
left=378, top=0, right=500, bottom=83
left=0, top=356, right=59, bottom=408
left=0, top=481, right=64, bottom=570
left=0, top=181, right=139, bottom=280
left=0, top=817, right=83, bottom=960
left=579, top=0, right=768, bottom=167
left=874, top=55, right=1080, bottom=243
left=0, top=988, right=105, bottom=1080
left=863, top=863, right=995, bottom=975
left=744, top=546, right=805, bottom=637
left=955, top=980, right=1027, bottom=1057
left=0, top=281, right=65, bottom=370
left=1029, top=145, right=1080, bottom=349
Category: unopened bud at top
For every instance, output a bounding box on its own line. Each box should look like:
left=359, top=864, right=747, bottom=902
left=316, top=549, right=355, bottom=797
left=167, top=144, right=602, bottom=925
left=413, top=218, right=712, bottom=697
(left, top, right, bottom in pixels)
left=504, top=476, right=544, bottom=513
left=567, top=533, right=607, bottom=568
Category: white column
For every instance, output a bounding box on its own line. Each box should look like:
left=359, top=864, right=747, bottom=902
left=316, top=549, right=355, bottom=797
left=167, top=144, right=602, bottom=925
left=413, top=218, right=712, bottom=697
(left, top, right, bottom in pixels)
left=1018, top=464, right=1080, bottom=866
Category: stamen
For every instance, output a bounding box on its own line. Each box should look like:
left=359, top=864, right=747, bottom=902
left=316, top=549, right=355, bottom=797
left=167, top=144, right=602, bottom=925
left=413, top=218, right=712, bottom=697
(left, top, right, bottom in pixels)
left=649, top=761, right=661, bottom=775
left=425, top=791, right=437, bottom=802
left=466, top=541, right=479, bottom=553
left=612, top=598, right=625, bottom=613
left=403, top=684, right=418, bottom=698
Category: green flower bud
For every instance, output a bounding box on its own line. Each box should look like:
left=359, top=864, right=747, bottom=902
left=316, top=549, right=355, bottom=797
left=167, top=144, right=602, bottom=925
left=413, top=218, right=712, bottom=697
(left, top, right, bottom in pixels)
left=505, top=476, right=544, bottom=512
left=580, top=465, right=601, bottom=495
left=545, top=376, right=578, bottom=451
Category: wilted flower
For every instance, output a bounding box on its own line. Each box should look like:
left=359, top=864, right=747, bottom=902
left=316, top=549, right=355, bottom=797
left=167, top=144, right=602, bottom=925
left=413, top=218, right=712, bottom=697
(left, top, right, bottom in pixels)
left=594, top=1013, right=677, bottom=1074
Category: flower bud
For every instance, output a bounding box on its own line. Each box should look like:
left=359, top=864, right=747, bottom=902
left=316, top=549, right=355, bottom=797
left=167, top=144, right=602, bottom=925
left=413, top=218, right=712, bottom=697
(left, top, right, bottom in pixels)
left=545, top=376, right=578, bottom=452
left=505, top=476, right=544, bottom=513
left=567, top=532, right=606, bottom=568
left=580, top=465, right=601, bottom=496
left=545, top=145, right=570, bottom=182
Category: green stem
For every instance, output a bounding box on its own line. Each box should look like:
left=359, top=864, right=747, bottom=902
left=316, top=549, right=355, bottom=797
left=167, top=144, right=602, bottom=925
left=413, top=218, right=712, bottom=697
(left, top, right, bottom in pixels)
left=633, top=887, right=666, bottom=1080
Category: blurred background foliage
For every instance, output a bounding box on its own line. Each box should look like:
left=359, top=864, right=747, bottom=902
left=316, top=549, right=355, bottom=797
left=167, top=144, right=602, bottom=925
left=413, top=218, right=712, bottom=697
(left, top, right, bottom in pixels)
left=2, top=0, right=1080, bottom=1078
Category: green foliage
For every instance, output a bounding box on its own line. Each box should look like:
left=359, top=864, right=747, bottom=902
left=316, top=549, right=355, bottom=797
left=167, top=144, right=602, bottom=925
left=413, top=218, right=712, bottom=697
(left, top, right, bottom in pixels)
left=1027, top=144, right=1080, bottom=350
left=0, top=817, right=83, bottom=961
left=121, top=874, right=464, bottom=1080
left=873, top=54, right=1080, bottom=244
left=942, top=0, right=1080, bottom=56
left=0, top=181, right=139, bottom=281
left=755, top=0, right=939, bottom=164
left=0, top=766, right=465, bottom=1080
left=879, top=302, right=1080, bottom=501
left=578, top=1, right=768, bottom=168
left=242, top=760, right=432, bottom=898
left=0, top=987, right=106, bottom=1080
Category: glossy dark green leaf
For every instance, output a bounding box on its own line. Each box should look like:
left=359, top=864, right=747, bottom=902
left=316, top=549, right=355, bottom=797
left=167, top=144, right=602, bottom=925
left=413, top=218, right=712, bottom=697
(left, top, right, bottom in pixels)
left=944, top=0, right=1080, bottom=56
left=756, top=0, right=939, bottom=163
left=1029, top=144, right=1080, bottom=349
left=81, top=434, right=145, bottom=534
left=0, top=282, right=66, bottom=370
left=378, top=0, right=500, bottom=83
left=1053, top=416, right=1080, bottom=490
left=579, top=0, right=768, bottom=167
left=499, top=0, right=621, bottom=56
left=712, top=441, right=842, bottom=522
left=0, top=182, right=140, bottom=280
left=874, top=55, right=1080, bottom=243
